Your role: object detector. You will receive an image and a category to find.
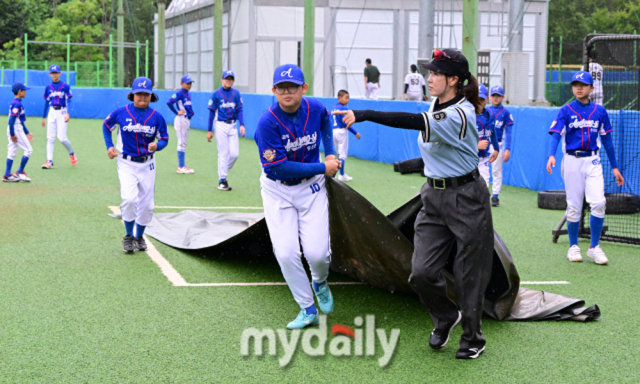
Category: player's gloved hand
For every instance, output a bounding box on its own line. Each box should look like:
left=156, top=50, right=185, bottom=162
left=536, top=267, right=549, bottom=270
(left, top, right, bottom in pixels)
left=546, top=156, right=556, bottom=174
left=612, top=168, right=625, bottom=186
left=10, top=135, right=18, bottom=143
left=207, top=131, right=214, bottom=142
left=26, top=133, right=34, bottom=142
left=477, top=140, right=489, bottom=150
left=332, top=110, right=356, bottom=129
left=64, top=113, right=70, bottom=123
left=41, top=118, right=46, bottom=128
left=148, top=142, right=158, bottom=153
left=107, top=147, right=118, bottom=159
left=240, top=125, right=246, bottom=137
left=503, top=149, right=511, bottom=162
left=356, top=133, right=362, bottom=140
left=324, top=159, right=341, bottom=177
left=178, top=110, right=186, bottom=116
left=488, top=150, right=499, bottom=163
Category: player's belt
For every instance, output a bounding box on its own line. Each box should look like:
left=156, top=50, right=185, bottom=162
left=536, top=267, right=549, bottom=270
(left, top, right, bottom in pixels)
left=427, top=169, right=479, bottom=190
left=266, top=174, right=311, bottom=186
left=567, top=149, right=598, bottom=158
left=52, top=106, right=63, bottom=110
left=220, top=119, right=236, bottom=124
left=121, top=153, right=154, bottom=163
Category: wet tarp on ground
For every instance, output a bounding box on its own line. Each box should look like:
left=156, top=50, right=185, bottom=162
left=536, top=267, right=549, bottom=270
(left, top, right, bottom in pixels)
left=133, top=178, right=599, bottom=321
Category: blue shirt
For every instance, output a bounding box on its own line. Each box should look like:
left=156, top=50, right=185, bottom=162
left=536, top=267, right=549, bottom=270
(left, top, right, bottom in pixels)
left=103, top=104, right=169, bottom=157
left=487, top=104, right=514, bottom=149
left=167, top=89, right=194, bottom=118
left=9, top=98, right=26, bottom=125
left=44, top=81, right=72, bottom=108
left=549, top=100, right=612, bottom=152
left=331, top=103, right=359, bottom=135
left=255, top=97, right=334, bottom=181
left=208, top=87, right=244, bottom=124
left=476, top=108, right=498, bottom=158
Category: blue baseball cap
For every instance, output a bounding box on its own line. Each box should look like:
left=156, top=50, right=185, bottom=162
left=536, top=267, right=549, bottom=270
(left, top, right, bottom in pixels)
left=571, top=71, right=594, bottom=86
left=49, top=64, right=61, bottom=73
left=222, top=70, right=235, bottom=79
left=490, top=85, right=504, bottom=96
left=132, top=77, right=153, bottom=94
left=273, top=64, right=305, bottom=86
left=12, top=82, right=30, bottom=93
left=478, top=83, right=488, bottom=100
left=181, top=74, right=194, bottom=84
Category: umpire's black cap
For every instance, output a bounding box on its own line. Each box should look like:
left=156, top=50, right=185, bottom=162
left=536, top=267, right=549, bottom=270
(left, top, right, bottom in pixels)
left=422, top=49, right=470, bottom=81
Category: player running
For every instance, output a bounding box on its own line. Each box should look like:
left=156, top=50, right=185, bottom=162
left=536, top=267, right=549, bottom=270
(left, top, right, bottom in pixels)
left=41, top=64, right=77, bottom=169
left=102, top=77, right=169, bottom=254
left=588, top=50, right=604, bottom=105
left=4, top=83, right=34, bottom=182
left=207, top=70, right=246, bottom=191
left=255, top=64, right=340, bottom=330
left=488, top=85, right=514, bottom=207
left=476, top=84, right=499, bottom=187
left=167, top=74, right=195, bottom=174
left=404, top=64, right=428, bottom=101
left=547, top=71, right=624, bottom=265
left=331, top=89, right=361, bottom=181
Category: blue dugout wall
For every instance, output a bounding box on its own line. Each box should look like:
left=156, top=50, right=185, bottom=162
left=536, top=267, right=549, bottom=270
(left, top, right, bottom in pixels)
left=1, top=85, right=613, bottom=192
left=1, top=70, right=76, bottom=87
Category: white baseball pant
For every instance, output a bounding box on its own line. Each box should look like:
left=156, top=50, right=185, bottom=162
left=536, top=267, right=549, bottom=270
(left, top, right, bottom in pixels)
left=561, top=154, right=606, bottom=222
left=333, top=128, right=349, bottom=160
left=46, top=107, right=74, bottom=160
left=6, top=124, right=33, bottom=160
left=214, top=120, right=239, bottom=180
left=491, top=141, right=505, bottom=195
left=117, top=155, right=156, bottom=226
left=174, top=115, right=190, bottom=152
left=478, top=156, right=491, bottom=187
left=365, top=82, right=379, bottom=99
left=260, top=173, right=331, bottom=309
left=407, top=91, right=423, bottom=101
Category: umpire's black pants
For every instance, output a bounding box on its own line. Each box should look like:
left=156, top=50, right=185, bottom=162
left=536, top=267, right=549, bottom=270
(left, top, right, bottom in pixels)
left=409, top=171, right=494, bottom=350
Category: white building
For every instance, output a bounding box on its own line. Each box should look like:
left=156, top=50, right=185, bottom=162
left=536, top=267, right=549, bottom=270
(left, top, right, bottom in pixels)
left=155, top=0, right=549, bottom=102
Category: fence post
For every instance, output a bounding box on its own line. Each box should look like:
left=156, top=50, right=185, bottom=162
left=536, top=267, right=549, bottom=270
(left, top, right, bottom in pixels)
left=1, top=67, right=3, bottom=86
left=136, top=40, right=140, bottom=78
left=13, top=60, right=17, bottom=70
left=558, top=36, right=563, bottom=102
left=109, top=34, right=113, bottom=88
left=66, top=34, right=70, bottom=84
left=634, top=30, right=637, bottom=82
left=44, top=60, right=48, bottom=71
left=549, top=37, right=553, bottom=83
left=145, top=40, right=149, bottom=78
left=97, top=61, right=100, bottom=88
left=24, top=33, right=28, bottom=85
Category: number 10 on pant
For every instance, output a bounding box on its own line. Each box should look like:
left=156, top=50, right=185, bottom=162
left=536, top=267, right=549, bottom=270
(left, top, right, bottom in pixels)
left=309, top=183, right=320, bottom=194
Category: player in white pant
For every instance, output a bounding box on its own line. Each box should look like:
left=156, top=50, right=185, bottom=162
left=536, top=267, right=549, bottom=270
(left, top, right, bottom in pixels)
left=255, top=64, right=341, bottom=329
left=4, top=83, right=34, bottom=183
left=103, top=77, right=169, bottom=254
left=41, top=65, right=77, bottom=169
left=207, top=70, right=246, bottom=191
left=588, top=50, right=604, bottom=105
left=331, top=90, right=361, bottom=181
left=167, top=74, right=196, bottom=174
left=488, top=85, right=515, bottom=207
left=547, top=71, right=624, bottom=265
left=476, top=84, right=499, bottom=186
left=404, top=64, right=428, bottom=102
left=364, top=58, right=381, bottom=100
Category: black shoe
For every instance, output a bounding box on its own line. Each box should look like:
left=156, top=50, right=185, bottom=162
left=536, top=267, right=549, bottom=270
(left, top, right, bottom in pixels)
left=134, top=236, right=147, bottom=251
left=491, top=196, right=500, bottom=207
left=429, top=311, right=462, bottom=349
left=456, top=346, right=485, bottom=359
left=218, top=181, right=232, bottom=191
left=123, top=235, right=135, bottom=254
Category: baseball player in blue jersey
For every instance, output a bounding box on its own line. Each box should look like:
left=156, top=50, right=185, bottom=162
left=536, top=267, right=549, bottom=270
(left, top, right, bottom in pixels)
left=4, top=83, right=34, bottom=182
left=41, top=64, right=77, bottom=169
left=547, top=71, right=624, bottom=265
left=167, top=74, right=195, bottom=174
left=255, top=64, right=341, bottom=329
left=488, top=85, right=514, bottom=207
left=103, top=77, right=169, bottom=253
left=207, top=70, right=246, bottom=191
left=331, top=89, right=361, bottom=182
left=476, top=84, right=499, bottom=187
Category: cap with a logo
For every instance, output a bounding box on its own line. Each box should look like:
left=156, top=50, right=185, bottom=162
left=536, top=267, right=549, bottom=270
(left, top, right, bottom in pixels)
left=222, top=70, right=235, bottom=79
left=132, top=77, right=153, bottom=94
left=12, top=82, right=31, bottom=93
left=490, top=85, right=504, bottom=96
left=478, top=84, right=488, bottom=100
left=49, top=64, right=61, bottom=73
left=422, top=49, right=470, bottom=82
left=181, top=74, right=194, bottom=84
left=571, top=71, right=594, bottom=86
left=273, top=64, right=305, bottom=86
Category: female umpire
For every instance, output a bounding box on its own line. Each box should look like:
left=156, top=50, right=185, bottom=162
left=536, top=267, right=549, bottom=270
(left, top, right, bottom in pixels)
left=334, top=49, right=494, bottom=360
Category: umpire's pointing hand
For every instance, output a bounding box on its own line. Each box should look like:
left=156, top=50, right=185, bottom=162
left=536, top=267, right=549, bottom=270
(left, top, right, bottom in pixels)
left=332, top=110, right=356, bottom=129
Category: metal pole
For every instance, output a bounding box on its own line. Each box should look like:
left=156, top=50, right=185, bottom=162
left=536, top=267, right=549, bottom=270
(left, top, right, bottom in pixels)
left=214, top=0, right=223, bottom=85
left=109, top=34, right=113, bottom=88
left=97, top=60, right=100, bottom=87
left=558, top=36, right=563, bottom=100
left=418, top=0, right=435, bottom=59
left=303, top=0, right=315, bottom=95
left=67, top=34, right=70, bottom=83
left=117, top=0, right=125, bottom=87
left=74, top=61, right=77, bottom=85
left=508, top=0, right=523, bottom=52
left=145, top=39, right=149, bottom=78
left=136, top=40, right=140, bottom=78
left=462, top=0, right=478, bottom=76
left=24, top=33, right=28, bottom=84
left=634, top=30, right=637, bottom=82
left=44, top=60, right=48, bottom=71
left=157, top=2, right=166, bottom=89
left=549, top=37, right=553, bottom=83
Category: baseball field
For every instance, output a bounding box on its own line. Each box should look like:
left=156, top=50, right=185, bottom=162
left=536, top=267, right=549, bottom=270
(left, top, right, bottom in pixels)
left=1, top=117, right=639, bottom=383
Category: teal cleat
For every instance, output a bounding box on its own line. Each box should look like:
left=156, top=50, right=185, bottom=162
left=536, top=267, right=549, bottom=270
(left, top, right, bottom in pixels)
left=286, top=309, right=320, bottom=329
left=313, top=282, right=334, bottom=315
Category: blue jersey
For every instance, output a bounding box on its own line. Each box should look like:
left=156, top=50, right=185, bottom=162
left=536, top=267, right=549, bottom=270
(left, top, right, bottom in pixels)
left=549, top=100, right=612, bottom=152
left=476, top=108, right=497, bottom=158
left=208, top=87, right=244, bottom=124
left=103, top=104, right=169, bottom=157
left=43, top=82, right=72, bottom=108
left=9, top=98, right=26, bottom=125
left=167, top=89, right=194, bottom=118
left=487, top=105, right=513, bottom=140
left=331, top=103, right=348, bottom=128
left=255, top=97, right=332, bottom=176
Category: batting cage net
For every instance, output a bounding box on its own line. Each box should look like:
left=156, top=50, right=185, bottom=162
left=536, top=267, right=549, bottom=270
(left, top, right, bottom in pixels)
left=579, top=34, right=640, bottom=245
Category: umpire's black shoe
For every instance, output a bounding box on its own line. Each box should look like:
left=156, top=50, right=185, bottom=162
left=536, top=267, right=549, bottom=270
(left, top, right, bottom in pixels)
left=123, top=235, right=135, bottom=254
left=429, top=311, right=462, bottom=349
left=134, top=236, right=147, bottom=251
left=218, top=181, right=232, bottom=191
left=456, top=346, right=485, bottom=359
left=491, top=196, right=500, bottom=207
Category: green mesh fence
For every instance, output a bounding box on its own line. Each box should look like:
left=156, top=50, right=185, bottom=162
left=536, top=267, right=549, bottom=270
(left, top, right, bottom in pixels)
left=0, top=60, right=115, bottom=88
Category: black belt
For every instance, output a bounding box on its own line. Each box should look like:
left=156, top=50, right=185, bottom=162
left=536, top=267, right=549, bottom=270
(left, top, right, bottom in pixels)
left=427, top=169, right=478, bottom=190
left=266, top=174, right=311, bottom=186
left=121, top=153, right=154, bottom=163
left=567, top=149, right=598, bottom=158
left=497, top=139, right=503, bottom=143
left=221, top=119, right=236, bottom=124
left=52, top=106, right=63, bottom=110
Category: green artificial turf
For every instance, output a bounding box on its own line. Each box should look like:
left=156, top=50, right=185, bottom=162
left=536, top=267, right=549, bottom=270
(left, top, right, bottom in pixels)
left=1, top=118, right=639, bottom=382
